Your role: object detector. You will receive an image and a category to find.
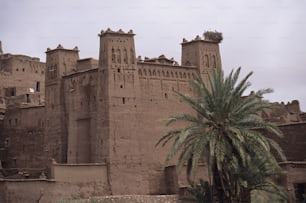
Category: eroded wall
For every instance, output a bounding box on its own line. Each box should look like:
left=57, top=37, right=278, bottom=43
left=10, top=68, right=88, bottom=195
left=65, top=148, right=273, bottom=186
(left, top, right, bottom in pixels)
left=1, top=106, right=45, bottom=169
left=63, top=69, right=98, bottom=163
left=0, top=54, right=45, bottom=98
left=0, top=163, right=109, bottom=203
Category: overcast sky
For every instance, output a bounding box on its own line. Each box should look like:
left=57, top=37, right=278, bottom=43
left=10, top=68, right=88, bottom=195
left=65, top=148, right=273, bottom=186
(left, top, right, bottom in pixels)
left=1, top=0, right=305, bottom=110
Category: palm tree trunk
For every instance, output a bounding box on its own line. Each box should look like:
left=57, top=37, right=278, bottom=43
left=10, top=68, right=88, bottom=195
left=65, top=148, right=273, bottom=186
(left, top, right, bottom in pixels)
left=213, top=163, right=226, bottom=203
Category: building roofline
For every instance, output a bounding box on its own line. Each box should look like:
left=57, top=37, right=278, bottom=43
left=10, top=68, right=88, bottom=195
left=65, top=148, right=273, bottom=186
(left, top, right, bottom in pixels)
left=137, top=61, right=197, bottom=69
left=63, top=67, right=98, bottom=78
left=98, top=28, right=135, bottom=37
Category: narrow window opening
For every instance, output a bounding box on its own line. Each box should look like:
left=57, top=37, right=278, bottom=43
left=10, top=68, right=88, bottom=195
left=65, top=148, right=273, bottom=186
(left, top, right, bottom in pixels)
left=117, top=48, right=121, bottom=63
left=122, top=97, right=125, bottom=104
left=204, top=55, right=209, bottom=67
left=112, top=48, right=116, bottom=63
left=36, top=81, right=40, bottom=92
left=165, top=93, right=168, bottom=99
left=120, top=85, right=123, bottom=88
left=117, top=68, right=121, bottom=73
left=26, top=94, right=30, bottom=103
left=213, top=55, right=217, bottom=68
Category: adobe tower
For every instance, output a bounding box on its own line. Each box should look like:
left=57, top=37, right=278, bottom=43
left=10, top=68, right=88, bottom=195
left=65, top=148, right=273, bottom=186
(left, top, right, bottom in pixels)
left=44, top=45, right=79, bottom=163
left=96, top=29, right=141, bottom=193
left=181, top=31, right=222, bottom=87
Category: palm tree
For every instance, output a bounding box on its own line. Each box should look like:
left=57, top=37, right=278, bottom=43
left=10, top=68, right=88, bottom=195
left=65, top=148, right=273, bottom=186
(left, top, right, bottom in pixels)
left=156, top=68, right=287, bottom=202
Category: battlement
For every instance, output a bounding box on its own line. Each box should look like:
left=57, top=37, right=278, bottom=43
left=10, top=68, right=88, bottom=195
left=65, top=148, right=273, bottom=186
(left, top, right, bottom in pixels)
left=182, top=30, right=223, bottom=44
left=99, top=28, right=135, bottom=37
left=261, top=99, right=304, bottom=124
left=140, top=54, right=179, bottom=65
left=46, top=44, right=79, bottom=53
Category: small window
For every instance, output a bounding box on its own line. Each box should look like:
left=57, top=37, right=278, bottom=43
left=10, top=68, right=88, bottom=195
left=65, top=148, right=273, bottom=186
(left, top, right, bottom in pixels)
left=36, top=81, right=40, bottom=92
left=122, top=97, right=125, bottom=104
left=7, top=87, right=16, bottom=97
left=212, top=55, right=217, bottom=68
left=117, top=48, right=121, bottom=63
left=117, top=68, right=121, bottom=73
left=165, top=93, right=168, bottom=99
left=26, top=94, right=30, bottom=103
left=204, top=55, right=209, bottom=67
left=112, top=48, right=116, bottom=63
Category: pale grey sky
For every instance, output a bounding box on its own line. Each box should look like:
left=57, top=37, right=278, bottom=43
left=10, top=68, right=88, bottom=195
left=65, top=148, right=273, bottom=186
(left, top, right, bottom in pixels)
left=1, top=0, right=306, bottom=110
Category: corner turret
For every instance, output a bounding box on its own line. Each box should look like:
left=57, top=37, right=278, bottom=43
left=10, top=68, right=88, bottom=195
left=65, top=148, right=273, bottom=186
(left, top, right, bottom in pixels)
left=98, top=28, right=136, bottom=67
left=181, top=30, right=223, bottom=86
left=45, top=45, right=79, bottom=83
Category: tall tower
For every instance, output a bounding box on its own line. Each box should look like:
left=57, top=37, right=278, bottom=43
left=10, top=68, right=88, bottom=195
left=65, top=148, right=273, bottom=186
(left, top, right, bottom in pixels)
left=44, top=45, right=79, bottom=163
left=181, top=31, right=223, bottom=86
left=96, top=28, right=141, bottom=194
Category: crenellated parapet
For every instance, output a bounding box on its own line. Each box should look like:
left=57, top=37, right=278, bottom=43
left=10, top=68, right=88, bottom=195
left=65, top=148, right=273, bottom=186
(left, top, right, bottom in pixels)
left=138, top=63, right=197, bottom=80
left=181, top=30, right=223, bottom=44
left=142, top=54, right=179, bottom=65
left=46, top=44, right=79, bottom=53
left=261, top=100, right=305, bottom=124
left=99, top=28, right=135, bottom=37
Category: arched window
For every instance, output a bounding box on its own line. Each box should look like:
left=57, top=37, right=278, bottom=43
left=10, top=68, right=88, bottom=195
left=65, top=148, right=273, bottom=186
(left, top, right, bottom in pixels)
left=130, top=49, right=135, bottom=64
left=212, top=55, right=217, bottom=68
left=204, top=55, right=209, bottom=67
left=123, top=48, right=128, bottom=64
left=112, top=48, right=116, bottom=63
left=117, top=48, right=121, bottom=63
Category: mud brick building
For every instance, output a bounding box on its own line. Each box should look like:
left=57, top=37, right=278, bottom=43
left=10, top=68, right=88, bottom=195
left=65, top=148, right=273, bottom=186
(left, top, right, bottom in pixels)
left=0, top=29, right=305, bottom=202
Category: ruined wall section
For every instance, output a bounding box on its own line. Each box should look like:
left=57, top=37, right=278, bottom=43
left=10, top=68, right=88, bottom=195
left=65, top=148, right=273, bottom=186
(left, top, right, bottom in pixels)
left=0, top=54, right=45, bottom=99
left=44, top=46, right=79, bottom=163
left=261, top=100, right=303, bottom=124
left=1, top=106, right=45, bottom=169
left=62, top=69, right=98, bottom=163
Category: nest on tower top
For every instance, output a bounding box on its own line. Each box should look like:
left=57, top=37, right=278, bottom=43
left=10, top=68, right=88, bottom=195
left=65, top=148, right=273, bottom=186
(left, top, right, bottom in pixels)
left=204, top=31, right=223, bottom=43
